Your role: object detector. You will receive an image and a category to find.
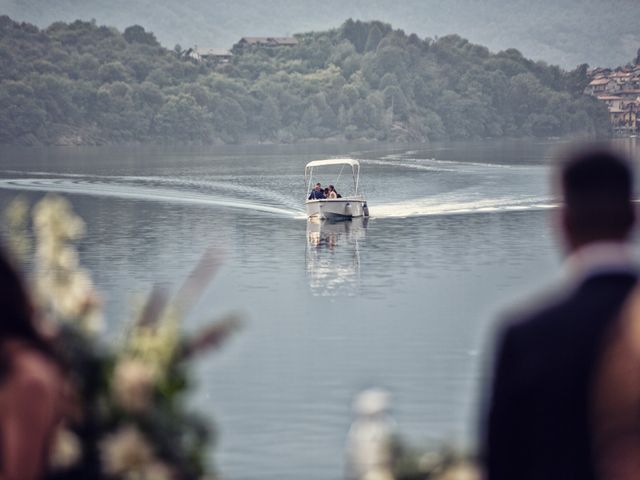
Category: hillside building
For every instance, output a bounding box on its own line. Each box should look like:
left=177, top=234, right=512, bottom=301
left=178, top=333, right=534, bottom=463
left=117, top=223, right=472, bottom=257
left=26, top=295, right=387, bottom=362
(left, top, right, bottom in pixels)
left=585, top=63, right=640, bottom=135
left=234, top=37, right=298, bottom=48
left=184, top=47, right=232, bottom=63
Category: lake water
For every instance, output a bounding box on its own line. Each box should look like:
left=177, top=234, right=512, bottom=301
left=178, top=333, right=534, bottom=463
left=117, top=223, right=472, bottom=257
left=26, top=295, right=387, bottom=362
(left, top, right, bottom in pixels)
left=0, top=139, right=637, bottom=479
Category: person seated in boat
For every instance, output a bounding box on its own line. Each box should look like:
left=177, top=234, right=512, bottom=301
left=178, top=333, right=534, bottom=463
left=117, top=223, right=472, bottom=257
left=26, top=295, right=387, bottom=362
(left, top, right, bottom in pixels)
left=324, top=187, right=330, bottom=198
left=308, top=183, right=325, bottom=200
left=328, top=185, right=339, bottom=199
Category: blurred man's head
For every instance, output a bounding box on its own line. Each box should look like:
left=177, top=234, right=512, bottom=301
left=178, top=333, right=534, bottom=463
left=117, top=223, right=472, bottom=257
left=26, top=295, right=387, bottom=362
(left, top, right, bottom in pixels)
left=558, top=147, right=635, bottom=252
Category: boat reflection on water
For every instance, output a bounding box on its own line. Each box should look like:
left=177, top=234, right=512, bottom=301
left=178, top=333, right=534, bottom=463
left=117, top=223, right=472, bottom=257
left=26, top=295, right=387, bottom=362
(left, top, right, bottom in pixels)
left=306, top=217, right=368, bottom=296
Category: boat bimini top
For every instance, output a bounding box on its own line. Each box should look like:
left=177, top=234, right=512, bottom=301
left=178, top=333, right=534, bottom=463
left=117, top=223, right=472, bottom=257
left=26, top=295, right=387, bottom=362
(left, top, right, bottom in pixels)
left=304, top=158, right=361, bottom=195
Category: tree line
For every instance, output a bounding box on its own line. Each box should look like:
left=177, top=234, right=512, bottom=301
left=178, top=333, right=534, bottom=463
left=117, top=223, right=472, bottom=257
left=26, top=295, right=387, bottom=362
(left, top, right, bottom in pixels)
left=6, top=0, right=639, bottom=68
left=0, top=16, right=609, bottom=145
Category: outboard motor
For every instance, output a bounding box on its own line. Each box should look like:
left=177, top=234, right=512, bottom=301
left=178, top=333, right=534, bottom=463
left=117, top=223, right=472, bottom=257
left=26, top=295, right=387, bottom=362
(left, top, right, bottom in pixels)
left=363, top=202, right=369, bottom=217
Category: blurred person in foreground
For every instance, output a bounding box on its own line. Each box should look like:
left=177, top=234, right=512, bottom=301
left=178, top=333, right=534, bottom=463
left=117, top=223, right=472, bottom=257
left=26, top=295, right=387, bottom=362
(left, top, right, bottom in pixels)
left=482, top=146, right=637, bottom=480
left=0, top=247, right=65, bottom=480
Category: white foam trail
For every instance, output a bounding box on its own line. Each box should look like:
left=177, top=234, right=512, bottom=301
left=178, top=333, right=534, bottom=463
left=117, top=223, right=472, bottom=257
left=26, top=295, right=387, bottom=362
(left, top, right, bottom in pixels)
left=363, top=158, right=458, bottom=172
left=2, top=170, right=90, bottom=177
left=0, top=178, right=304, bottom=218
left=362, top=158, right=543, bottom=173
left=371, top=196, right=556, bottom=219
left=1, top=171, right=302, bottom=211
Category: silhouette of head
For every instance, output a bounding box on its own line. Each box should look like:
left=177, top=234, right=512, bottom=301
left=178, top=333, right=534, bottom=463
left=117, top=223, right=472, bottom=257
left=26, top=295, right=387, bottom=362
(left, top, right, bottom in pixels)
left=558, top=147, right=635, bottom=251
left=0, top=246, right=60, bottom=377
left=0, top=247, right=36, bottom=339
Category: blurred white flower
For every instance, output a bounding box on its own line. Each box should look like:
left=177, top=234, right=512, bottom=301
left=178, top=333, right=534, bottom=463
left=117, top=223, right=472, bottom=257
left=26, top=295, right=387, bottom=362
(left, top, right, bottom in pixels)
left=33, top=195, right=85, bottom=241
left=362, top=469, right=395, bottom=480
left=353, top=388, right=391, bottom=417
left=56, top=247, right=79, bottom=270
left=112, top=358, right=156, bottom=413
left=31, top=195, right=103, bottom=335
left=100, top=425, right=154, bottom=476
left=49, top=426, right=82, bottom=469
left=437, top=462, right=480, bottom=480
left=125, top=317, right=180, bottom=374
left=418, top=451, right=442, bottom=472
left=4, top=196, right=31, bottom=263
left=346, top=389, right=396, bottom=480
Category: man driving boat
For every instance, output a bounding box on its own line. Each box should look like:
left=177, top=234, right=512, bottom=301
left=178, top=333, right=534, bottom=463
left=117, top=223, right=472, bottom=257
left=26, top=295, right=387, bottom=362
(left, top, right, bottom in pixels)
left=308, top=183, right=326, bottom=200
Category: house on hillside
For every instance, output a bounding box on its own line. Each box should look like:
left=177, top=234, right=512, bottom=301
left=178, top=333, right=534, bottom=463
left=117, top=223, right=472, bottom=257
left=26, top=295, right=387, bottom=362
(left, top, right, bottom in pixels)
left=597, top=95, right=624, bottom=110
left=584, top=77, right=615, bottom=95
left=199, top=47, right=232, bottom=62
left=588, top=67, right=612, bottom=77
left=234, top=37, right=298, bottom=48
left=585, top=63, right=640, bottom=136
left=616, top=89, right=640, bottom=100
left=183, top=47, right=232, bottom=63
left=610, top=101, right=639, bottom=136
left=610, top=71, right=632, bottom=88
left=183, top=48, right=199, bottom=61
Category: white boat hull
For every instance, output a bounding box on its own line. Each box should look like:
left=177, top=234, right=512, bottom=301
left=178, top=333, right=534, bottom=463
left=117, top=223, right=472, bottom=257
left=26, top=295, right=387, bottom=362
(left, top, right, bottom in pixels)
left=305, top=198, right=368, bottom=220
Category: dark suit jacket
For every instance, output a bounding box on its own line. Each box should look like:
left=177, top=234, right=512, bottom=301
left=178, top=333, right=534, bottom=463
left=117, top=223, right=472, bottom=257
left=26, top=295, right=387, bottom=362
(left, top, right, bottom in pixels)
left=484, top=271, right=637, bottom=480
left=308, top=190, right=325, bottom=200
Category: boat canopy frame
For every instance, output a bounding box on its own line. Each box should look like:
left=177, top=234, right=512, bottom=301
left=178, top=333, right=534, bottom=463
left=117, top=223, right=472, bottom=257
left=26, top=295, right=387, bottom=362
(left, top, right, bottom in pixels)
left=305, top=158, right=361, bottom=196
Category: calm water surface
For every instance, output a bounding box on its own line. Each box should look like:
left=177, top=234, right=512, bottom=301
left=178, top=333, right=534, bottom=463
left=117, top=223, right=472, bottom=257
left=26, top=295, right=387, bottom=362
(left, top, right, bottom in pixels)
left=1, top=139, right=638, bottom=479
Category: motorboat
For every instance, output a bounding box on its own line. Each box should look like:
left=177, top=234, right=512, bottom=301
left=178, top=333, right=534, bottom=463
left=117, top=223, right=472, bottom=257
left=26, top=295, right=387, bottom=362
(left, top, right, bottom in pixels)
left=304, top=158, right=369, bottom=220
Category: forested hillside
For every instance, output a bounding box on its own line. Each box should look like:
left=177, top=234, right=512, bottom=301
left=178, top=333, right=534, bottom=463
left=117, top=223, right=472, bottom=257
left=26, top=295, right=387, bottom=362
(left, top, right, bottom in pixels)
left=2, top=0, right=639, bottom=68
left=0, top=16, right=609, bottom=145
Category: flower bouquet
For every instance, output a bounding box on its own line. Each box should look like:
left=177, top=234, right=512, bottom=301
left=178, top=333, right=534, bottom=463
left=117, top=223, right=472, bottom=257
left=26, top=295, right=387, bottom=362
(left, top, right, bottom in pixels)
left=5, top=195, right=241, bottom=480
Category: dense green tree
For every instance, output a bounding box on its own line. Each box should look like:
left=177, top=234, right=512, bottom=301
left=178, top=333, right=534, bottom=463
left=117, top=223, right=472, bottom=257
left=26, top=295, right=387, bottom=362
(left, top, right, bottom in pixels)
left=563, top=63, right=590, bottom=96
left=365, top=24, right=384, bottom=52
left=379, top=72, right=399, bottom=90
left=123, top=25, right=159, bottom=46
left=341, top=19, right=369, bottom=54
left=0, top=81, right=46, bottom=142
left=383, top=85, right=409, bottom=121
left=154, top=93, right=208, bottom=140
left=98, top=61, right=129, bottom=83
left=212, top=97, right=246, bottom=142
left=258, top=96, right=281, bottom=139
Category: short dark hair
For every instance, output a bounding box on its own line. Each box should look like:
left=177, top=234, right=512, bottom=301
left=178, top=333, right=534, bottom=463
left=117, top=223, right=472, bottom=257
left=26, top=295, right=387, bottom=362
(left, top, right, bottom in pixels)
left=560, top=147, right=635, bottom=243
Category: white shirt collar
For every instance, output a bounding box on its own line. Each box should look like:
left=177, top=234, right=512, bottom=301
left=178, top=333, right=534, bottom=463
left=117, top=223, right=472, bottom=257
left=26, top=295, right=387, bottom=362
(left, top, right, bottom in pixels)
left=565, top=241, right=637, bottom=281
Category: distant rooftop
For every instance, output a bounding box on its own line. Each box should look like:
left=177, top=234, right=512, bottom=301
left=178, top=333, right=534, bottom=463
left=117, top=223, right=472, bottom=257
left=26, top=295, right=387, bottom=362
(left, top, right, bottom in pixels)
left=237, top=36, right=298, bottom=46
left=198, top=47, right=232, bottom=57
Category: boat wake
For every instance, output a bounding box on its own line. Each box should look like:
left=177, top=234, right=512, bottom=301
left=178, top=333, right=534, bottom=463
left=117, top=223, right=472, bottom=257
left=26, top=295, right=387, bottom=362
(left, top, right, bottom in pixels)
left=371, top=196, right=555, bottom=219
left=0, top=175, right=305, bottom=218
left=359, top=155, right=553, bottom=218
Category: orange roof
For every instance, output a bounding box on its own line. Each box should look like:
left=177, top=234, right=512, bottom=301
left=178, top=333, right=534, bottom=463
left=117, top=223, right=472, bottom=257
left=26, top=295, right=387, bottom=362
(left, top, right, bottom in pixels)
left=589, top=78, right=611, bottom=86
